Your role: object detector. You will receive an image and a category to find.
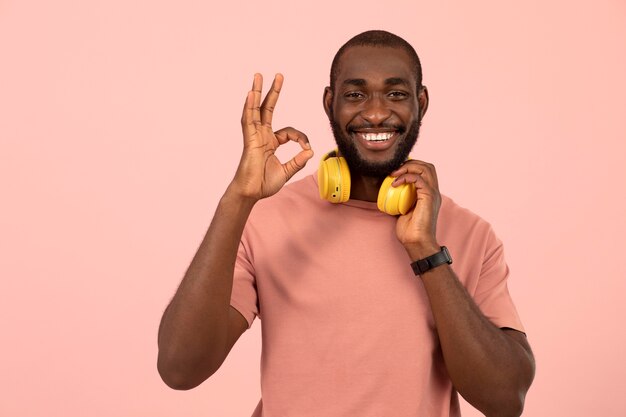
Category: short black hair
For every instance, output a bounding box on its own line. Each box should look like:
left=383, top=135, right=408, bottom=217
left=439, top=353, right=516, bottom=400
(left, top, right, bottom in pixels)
left=329, top=30, right=423, bottom=93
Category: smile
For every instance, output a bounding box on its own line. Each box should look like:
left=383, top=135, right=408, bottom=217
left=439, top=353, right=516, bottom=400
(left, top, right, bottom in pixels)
left=350, top=130, right=400, bottom=152
left=361, top=132, right=394, bottom=142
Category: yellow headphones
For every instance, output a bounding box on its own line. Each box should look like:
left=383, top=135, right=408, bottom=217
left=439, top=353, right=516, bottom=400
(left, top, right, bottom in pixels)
left=318, top=150, right=417, bottom=215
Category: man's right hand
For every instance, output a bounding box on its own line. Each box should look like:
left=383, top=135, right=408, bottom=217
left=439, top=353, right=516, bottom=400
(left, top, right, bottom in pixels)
left=158, top=74, right=313, bottom=390
left=230, top=73, right=314, bottom=201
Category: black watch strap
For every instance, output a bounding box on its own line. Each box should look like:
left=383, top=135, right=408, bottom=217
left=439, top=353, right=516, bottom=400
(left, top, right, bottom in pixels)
left=411, top=246, right=453, bottom=276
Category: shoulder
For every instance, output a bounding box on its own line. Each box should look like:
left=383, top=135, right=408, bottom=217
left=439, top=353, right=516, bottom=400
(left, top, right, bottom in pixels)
left=255, top=174, right=318, bottom=211
left=245, top=173, right=320, bottom=227
left=439, top=194, right=490, bottom=229
left=438, top=194, right=500, bottom=247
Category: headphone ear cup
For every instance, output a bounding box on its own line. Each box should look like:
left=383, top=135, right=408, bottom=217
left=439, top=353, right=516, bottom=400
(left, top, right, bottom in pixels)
left=377, top=176, right=417, bottom=215
left=318, top=154, right=351, bottom=203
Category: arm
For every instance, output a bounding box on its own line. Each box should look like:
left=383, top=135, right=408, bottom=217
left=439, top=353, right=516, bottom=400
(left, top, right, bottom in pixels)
left=392, top=162, right=535, bottom=417
left=157, top=73, right=314, bottom=390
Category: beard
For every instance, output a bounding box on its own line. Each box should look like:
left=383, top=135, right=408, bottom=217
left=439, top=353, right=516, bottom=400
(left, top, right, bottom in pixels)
left=329, top=109, right=422, bottom=178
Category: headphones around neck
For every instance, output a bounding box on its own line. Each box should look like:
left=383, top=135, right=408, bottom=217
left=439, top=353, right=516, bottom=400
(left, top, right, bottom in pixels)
left=318, top=150, right=417, bottom=215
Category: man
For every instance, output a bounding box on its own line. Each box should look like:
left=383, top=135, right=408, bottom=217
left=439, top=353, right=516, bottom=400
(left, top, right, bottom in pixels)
left=157, top=30, right=535, bottom=417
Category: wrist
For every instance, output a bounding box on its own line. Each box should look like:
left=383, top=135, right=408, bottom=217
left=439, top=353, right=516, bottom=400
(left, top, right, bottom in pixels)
left=223, top=184, right=259, bottom=210
left=404, top=241, right=441, bottom=262
left=410, top=246, right=453, bottom=277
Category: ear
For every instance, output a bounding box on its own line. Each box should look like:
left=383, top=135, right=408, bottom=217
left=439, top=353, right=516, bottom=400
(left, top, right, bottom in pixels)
left=323, top=86, right=333, bottom=119
left=418, top=86, right=429, bottom=119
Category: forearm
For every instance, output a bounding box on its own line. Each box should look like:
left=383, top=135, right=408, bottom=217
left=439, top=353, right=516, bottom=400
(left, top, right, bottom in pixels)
left=392, top=160, right=534, bottom=415
left=157, top=185, right=256, bottom=387
left=157, top=72, right=313, bottom=389
left=409, top=246, right=534, bottom=416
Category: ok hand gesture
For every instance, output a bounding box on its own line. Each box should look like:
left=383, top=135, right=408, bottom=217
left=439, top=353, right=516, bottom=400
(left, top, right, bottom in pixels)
left=231, top=73, right=314, bottom=201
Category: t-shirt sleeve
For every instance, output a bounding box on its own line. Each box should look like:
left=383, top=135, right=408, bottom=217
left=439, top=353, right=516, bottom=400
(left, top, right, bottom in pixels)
left=472, top=225, right=525, bottom=333
left=230, top=238, right=259, bottom=329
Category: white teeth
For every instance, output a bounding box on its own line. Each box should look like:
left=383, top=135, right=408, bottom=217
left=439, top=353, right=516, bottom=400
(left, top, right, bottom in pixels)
left=362, top=132, right=393, bottom=142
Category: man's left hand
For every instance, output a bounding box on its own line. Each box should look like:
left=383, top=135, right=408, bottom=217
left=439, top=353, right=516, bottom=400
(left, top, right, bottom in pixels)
left=390, top=160, right=442, bottom=259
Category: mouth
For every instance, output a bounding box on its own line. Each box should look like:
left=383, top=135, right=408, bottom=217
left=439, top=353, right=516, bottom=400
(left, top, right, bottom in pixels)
left=350, top=129, right=401, bottom=151
left=360, top=131, right=395, bottom=142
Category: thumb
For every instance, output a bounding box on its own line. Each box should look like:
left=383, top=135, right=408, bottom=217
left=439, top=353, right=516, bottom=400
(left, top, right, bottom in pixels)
left=282, top=149, right=314, bottom=181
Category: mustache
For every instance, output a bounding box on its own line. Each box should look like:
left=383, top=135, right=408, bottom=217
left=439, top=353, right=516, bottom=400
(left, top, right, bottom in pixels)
left=347, top=123, right=406, bottom=133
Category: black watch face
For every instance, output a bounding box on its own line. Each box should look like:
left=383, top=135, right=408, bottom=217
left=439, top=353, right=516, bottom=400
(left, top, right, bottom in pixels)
left=443, top=246, right=452, bottom=263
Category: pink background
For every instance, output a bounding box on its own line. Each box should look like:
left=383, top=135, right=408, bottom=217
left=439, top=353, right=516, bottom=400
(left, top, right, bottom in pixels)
left=1, top=0, right=625, bottom=416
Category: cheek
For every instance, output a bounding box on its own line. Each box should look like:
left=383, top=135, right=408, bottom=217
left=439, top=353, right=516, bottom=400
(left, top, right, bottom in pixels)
left=396, top=104, right=419, bottom=123
left=338, top=102, right=363, bottom=121
left=334, top=108, right=355, bottom=128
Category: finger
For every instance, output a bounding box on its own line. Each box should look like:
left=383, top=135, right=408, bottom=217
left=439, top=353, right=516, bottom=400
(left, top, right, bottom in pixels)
left=260, top=73, right=284, bottom=127
left=393, top=172, right=438, bottom=191
left=390, top=160, right=438, bottom=189
left=391, top=169, right=438, bottom=195
left=274, top=127, right=311, bottom=149
left=241, top=90, right=259, bottom=139
left=252, top=73, right=263, bottom=125
left=403, top=174, right=438, bottom=201
left=282, top=147, right=315, bottom=181
left=393, top=173, right=430, bottom=188
left=390, top=160, right=435, bottom=177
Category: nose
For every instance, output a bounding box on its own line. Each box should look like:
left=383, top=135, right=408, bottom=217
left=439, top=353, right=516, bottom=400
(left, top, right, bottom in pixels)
left=361, top=95, right=391, bottom=125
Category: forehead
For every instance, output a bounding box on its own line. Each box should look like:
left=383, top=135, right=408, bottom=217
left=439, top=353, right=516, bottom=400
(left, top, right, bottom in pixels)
left=335, top=46, right=416, bottom=88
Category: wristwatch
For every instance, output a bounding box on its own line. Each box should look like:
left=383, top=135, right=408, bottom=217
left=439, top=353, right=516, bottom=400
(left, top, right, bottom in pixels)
left=411, top=246, right=453, bottom=276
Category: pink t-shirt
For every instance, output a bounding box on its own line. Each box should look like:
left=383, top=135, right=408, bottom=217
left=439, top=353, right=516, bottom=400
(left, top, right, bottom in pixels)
left=230, top=173, right=524, bottom=417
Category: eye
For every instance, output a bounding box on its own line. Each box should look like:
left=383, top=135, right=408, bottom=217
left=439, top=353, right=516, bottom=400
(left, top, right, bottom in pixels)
left=388, top=91, right=409, bottom=99
left=344, top=91, right=365, bottom=100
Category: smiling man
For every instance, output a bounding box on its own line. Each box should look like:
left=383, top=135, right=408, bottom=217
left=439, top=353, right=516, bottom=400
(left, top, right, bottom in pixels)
left=157, top=30, right=535, bottom=417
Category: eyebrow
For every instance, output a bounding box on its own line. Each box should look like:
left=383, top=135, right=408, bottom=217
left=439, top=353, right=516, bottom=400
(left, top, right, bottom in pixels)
left=384, top=77, right=410, bottom=87
left=342, top=78, right=367, bottom=87
left=341, top=77, right=411, bottom=87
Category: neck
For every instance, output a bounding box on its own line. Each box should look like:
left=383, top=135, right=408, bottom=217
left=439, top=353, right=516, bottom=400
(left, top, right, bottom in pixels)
left=349, top=173, right=385, bottom=202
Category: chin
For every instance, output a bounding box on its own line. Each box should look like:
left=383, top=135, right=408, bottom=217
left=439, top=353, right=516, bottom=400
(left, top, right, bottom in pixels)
left=330, top=120, right=421, bottom=178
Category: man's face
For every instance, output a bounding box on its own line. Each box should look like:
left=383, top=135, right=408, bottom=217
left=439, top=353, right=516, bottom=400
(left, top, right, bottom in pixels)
left=325, top=46, right=426, bottom=178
